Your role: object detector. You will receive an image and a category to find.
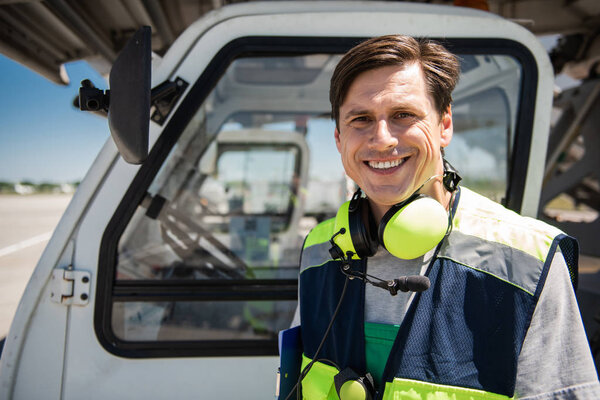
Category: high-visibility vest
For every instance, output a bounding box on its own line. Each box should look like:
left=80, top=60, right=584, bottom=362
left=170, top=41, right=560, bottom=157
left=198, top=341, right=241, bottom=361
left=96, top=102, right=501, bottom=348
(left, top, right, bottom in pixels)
left=298, top=187, right=578, bottom=400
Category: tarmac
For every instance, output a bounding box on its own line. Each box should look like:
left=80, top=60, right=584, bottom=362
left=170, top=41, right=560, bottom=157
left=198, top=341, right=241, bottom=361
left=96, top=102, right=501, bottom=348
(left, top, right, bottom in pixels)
left=0, top=194, right=72, bottom=339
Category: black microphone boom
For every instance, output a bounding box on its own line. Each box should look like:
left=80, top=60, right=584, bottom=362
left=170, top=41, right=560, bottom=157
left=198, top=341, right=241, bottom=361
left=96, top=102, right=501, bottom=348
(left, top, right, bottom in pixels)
left=394, top=275, right=430, bottom=293
left=371, top=275, right=430, bottom=295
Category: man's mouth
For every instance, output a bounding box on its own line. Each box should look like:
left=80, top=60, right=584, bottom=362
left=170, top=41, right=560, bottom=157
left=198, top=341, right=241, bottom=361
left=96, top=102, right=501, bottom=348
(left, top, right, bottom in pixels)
left=367, top=157, right=407, bottom=170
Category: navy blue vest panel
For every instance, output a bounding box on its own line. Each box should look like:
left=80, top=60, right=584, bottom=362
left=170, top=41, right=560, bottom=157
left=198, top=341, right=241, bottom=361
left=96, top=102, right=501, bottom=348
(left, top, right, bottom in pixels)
left=382, top=257, right=537, bottom=397
left=299, top=258, right=367, bottom=372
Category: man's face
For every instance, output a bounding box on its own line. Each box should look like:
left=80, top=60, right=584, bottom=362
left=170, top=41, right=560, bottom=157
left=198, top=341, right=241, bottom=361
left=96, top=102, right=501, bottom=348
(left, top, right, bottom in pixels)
left=335, top=63, right=453, bottom=218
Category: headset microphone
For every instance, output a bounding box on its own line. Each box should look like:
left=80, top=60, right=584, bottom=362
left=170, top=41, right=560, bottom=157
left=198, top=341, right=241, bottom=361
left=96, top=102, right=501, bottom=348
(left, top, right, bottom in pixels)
left=329, top=231, right=431, bottom=296
left=370, top=275, right=431, bottom=295
left=336, top=255, right=430, bottom=296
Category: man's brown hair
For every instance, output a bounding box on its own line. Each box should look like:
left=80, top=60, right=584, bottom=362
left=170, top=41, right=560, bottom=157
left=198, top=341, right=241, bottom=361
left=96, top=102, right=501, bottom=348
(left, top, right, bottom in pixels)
left=330, top=35, right=460, bottom=128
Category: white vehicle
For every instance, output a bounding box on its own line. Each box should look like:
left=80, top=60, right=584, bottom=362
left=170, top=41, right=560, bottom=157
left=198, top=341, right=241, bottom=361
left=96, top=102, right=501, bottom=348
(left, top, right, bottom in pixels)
left=0, top=2, right=563, bottom=399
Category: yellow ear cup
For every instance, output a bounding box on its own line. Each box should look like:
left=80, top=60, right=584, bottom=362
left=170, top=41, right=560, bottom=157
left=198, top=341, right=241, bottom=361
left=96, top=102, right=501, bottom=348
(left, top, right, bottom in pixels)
left=333, top=201, right=360, bottom=260
left=381, top=196, right=448, bottom=259
left=339, top=379, right=368, bottom=400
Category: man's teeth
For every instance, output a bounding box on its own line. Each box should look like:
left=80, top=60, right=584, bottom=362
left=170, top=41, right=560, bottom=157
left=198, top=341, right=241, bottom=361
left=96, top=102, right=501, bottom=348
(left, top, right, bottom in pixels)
left=369, top=159, right=403, bottom=169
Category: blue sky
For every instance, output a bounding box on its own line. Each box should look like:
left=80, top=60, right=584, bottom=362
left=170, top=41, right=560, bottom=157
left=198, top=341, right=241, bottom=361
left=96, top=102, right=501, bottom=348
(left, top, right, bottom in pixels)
left=0, top=54, right=110, bottom=183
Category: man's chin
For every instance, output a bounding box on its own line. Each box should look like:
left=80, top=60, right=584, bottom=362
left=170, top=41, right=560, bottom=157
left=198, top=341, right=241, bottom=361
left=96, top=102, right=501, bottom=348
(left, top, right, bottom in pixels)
left=364, top=187, right=413, bottom=208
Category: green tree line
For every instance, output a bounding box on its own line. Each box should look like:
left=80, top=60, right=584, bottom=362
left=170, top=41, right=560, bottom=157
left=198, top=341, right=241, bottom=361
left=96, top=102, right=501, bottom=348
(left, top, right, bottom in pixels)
left=0, top=181, right=80, bottom=194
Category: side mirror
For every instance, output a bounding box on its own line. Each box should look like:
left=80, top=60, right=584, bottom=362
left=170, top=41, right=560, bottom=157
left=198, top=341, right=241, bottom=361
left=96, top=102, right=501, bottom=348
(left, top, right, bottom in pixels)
left=108, top=26, right=151, bottom=164
left=79, top=26, right=151, bottom=164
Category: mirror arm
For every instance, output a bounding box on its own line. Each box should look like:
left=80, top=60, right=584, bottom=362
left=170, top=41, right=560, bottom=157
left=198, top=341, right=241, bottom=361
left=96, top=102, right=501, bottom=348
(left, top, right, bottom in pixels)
left=77, top=76, right=188, bottom=125
left=150, top=80, right=178, bottom=103
left=78, top=79, right=110, bottom=112
left=150, top=77, right=188, bottom=125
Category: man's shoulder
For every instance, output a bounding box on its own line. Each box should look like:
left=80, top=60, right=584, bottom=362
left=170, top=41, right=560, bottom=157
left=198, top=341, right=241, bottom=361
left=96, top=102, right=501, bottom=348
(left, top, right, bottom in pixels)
left=303, top=217, right=336, bottom=249
left=300, top=218, right=338, bottom=273
left=454, top=187, right=570, bottom=262
left=457, top=186, right=564, bottom=239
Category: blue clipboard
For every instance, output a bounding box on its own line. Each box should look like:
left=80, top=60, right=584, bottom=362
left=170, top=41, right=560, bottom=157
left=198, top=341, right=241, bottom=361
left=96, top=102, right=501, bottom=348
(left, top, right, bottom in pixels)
left=278, top=326, right=302, bottom=399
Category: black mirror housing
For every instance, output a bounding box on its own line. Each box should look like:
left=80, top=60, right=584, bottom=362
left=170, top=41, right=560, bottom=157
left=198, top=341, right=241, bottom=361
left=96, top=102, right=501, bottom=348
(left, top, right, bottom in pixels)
left=107, top=26, right=151, bottom=164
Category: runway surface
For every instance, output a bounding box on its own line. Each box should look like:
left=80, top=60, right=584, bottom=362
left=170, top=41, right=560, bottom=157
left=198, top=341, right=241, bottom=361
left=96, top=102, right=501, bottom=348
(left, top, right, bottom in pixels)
left=0, top=194, right=72, bottom=338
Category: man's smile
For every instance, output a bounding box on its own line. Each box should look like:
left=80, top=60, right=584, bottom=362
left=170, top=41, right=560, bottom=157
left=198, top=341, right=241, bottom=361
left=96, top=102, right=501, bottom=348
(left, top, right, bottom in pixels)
left=365, top=156, right=410, bottom=173
left=367, top=158, right=404, bottom=169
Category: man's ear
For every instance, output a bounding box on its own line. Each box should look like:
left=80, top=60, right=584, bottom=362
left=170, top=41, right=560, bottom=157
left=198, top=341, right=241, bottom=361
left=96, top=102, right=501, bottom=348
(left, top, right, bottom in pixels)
left=440, top=106, right=453, bottom=148
left=334, top=127, right=342, bottom=153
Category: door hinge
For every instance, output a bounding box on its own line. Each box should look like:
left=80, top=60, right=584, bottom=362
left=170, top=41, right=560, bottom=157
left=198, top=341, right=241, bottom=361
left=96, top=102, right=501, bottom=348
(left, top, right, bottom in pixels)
left=50, top=267, right=91, bottom=306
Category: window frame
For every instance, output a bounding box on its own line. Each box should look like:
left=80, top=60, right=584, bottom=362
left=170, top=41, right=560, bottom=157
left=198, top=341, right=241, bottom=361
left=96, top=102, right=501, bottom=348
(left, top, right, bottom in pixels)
left=95, top=36, right=538, bottom=358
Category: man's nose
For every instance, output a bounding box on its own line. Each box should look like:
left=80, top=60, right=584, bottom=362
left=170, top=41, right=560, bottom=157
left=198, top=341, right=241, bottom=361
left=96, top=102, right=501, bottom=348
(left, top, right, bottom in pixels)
left=370, top=119, right=398, bottom=149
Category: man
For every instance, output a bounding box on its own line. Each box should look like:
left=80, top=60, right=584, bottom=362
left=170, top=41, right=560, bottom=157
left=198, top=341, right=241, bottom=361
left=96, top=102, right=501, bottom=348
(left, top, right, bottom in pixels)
left=290, top=35, right=599, bottom=399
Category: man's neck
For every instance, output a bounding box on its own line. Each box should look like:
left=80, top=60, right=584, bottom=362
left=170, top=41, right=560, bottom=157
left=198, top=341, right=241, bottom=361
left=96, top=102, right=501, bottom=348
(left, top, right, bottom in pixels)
left=369, top=183, right=452, bottom=222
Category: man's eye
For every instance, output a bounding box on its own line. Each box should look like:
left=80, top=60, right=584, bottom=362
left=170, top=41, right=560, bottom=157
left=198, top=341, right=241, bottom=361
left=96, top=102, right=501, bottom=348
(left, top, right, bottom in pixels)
left=351, top=116, right=370, bottom=123
left=395, top=112, right=413, bottom=119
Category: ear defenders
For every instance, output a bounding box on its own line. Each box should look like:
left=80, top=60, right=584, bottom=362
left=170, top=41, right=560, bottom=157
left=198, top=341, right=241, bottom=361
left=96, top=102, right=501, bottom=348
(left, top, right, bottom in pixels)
left=332, top=190, right=448, bottom=260
left=331, top=160, right=461, bottom=260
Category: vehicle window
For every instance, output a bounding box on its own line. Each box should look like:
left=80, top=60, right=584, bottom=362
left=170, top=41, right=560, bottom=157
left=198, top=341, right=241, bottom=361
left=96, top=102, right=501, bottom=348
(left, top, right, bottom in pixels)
left=104, top=40, right=529, bottom=354
left=446, top=55, right=521, bottom=203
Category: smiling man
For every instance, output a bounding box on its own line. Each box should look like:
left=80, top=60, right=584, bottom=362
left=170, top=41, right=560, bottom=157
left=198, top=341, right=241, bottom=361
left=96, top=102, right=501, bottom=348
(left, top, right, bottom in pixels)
left=290, top=35, right=599, bottom=400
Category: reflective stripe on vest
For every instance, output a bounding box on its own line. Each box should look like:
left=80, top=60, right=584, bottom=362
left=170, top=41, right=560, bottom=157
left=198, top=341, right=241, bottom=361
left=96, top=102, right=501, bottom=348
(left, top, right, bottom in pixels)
left=299, top=356, right=512, bottom=400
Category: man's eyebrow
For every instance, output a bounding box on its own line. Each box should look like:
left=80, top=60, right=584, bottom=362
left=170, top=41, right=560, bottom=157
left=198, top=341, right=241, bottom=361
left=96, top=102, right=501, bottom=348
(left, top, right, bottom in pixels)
left=342, top=109, right=369, bottom=119
left=342, top=103, right=417, bottom=119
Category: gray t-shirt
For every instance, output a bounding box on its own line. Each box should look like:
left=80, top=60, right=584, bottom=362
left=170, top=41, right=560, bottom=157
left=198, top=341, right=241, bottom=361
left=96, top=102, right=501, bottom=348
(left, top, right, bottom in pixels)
left=292, top=248, right=600, bottom=399
left=363, top=247, right=431, bottom=324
